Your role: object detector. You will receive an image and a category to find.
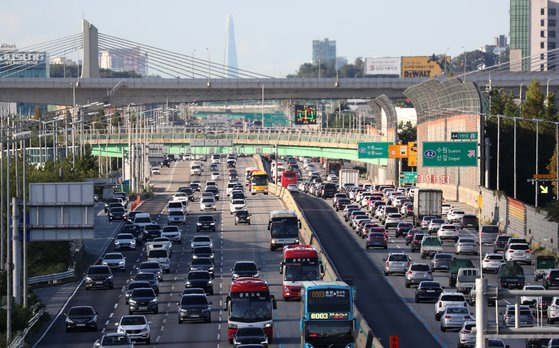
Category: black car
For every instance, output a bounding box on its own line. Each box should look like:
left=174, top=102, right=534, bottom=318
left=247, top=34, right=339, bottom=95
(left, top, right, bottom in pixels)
left=162, top=159, right=170, bottom=167
left=142, top=224, right=161, bottom=240
left=231, top=261, right=259, bottom=280
left=128, top=288, right=158, bottom=314
left=235, top=210, right=251, bottom=225
left=205, top=186, right=220, bottom=200
left=108, top=206, right=126, bottom=221
left=125, top=281, right=153, bottom=304
left=544, top=269, right=559, bottom=289
left=85, top=265, right=113, bottom=290
left=526, top=338, right=550, bottom=348
left=233, top=327, right=269, bottom=347
left=65, top=306, right=98, bottom=332
left=185, top=271, right=213, bottom=294
left=320, top=183, right=337, bottom=199
left=335, top=198, right=351, bottom=211
left=197, top=216, right=216, bottom=232
left=177, top=294, right=212, bottom=323
left=192, top=246, right=215, bottom=260
left=104, top=198, right=122, bottom=213
left=406, top=229, right=424, bottom=246
left=494, top=235, right=512, bottom=253
left=120, top=223, right=143, bottom=244
left=190, top=182, right=201, bottom=192
left=395, top=222, right=414, bottom=238
left=415, top=281, right=443, bottom=303
left=133, top=272, right=160, bottom=294
left=189, top=257, right=215, bottom=277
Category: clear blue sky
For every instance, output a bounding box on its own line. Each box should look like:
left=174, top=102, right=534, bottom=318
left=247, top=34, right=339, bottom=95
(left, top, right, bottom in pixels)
left=2, top=0, right=509, bottom=77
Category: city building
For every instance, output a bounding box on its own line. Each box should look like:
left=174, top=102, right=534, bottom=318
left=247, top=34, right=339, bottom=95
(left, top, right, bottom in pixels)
left=225, top=14, right=239, bottom=78
left=510, top=0, right=531, bottom=71
left=312, top=38, right=336, bottom=65
left=98, top=47, right=148, bottom=76
left=51, top=56, right=77, bottom=66
left=336, top=56, right=348, bottom=69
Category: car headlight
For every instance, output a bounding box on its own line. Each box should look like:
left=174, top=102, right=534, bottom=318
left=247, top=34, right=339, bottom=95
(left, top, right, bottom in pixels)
left=66, top=318, right=74, bottom=324
left=115, top=241, right=120, bottom=244
left=210, top=222, right=215, bottom=225
left=107, top=275, right=113, bottom=279
left=232, top=273, right=238, bottom=278
left=129, top=299, right=137, bottom=305
left=85, top=277, right=92, bottom=282
left=264, top=323, right=272, bottom=328
left=186, top=281, right=191, bottom=285
left=197, top=223, right=202, bottom=225
left=271, top=240, right=276, bottom=244
left=192, top=255, right=198, bottom=259
left=150, top=298, right=158, bottom=303
left=294, top=239, right=299, bottom=244
left=119, top=261, right=125, bottom=265
left=208, top=267, right=214, bottom=271
left=208, top=280, right=213, bottom=284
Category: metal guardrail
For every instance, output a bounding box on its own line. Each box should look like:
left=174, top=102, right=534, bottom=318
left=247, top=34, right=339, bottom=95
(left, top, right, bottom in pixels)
left=27, top=268, right=74, bottom=285
left=8, top=304, right=45, bottom=348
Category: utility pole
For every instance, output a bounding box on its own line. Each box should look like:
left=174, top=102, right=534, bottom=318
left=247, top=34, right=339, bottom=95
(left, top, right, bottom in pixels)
left=0, top=115, right=4, bottom=271
left=535, top=120, right=540, bottom=207
left=12, top=196, right=20, bottom=306
left=22, top=138, right=27, bottom=308
left=513, top=118, right=517, bottom=199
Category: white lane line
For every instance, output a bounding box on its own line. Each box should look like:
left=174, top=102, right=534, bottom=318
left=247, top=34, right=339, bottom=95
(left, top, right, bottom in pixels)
left=156, top=335, right=161, bottom=343
left=109, top=312, right=114, bottom=318
left=105, top=320, right=110, bottom=326
left=114, top=303, right=118, bottom=309
left=102, top=328, right=106, bottom=334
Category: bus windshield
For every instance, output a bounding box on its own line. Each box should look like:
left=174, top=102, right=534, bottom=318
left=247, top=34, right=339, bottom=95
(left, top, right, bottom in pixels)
left=285, top=263, right=320, bottom=281
left=251, top=175, right=268, bottom=186
left=270, top=222, right=298, bottom=238
left=230, top=292, right=272, bottom=322
left=305, top=321, right=353, bottom=345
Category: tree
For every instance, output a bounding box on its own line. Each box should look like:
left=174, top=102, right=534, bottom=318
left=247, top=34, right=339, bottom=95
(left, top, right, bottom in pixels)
left=449, top=50, right=499, bottom=73
left=544, top=92, right=557, bottom=122
left=33, top=105, right=42, bottom=121
left=398, top=121, right=416, bottom=144
left=111, top=111, right=121, bottom=128
left=522, top=80, right=545, bottom=119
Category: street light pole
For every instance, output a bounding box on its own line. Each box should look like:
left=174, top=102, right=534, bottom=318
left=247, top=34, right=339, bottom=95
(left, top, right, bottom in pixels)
left=535, top=120, right=540, bottom=207
left=514, top=117, right=517, bottom=199
left=192, top=49, right=196, bottom=79
left=261, top=84, right=265, bottom=127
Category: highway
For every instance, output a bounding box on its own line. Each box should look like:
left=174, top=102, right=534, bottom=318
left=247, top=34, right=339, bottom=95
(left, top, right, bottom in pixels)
left=36, top=157, right=301, bottom=347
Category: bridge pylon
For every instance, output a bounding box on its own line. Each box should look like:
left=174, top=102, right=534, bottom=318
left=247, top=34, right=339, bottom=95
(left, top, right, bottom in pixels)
left=82, top=19, right=99, bottom=78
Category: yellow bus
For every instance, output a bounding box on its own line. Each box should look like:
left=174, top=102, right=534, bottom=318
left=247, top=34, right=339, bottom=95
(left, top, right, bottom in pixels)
left=250, top=171, right=269, bottom=195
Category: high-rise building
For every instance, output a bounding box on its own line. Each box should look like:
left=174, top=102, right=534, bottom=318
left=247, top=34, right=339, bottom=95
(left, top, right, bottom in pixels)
left=510, top=0, right=531, bottom=71
left=312, top=38, right=336, bottom=65
left=531, top=0, right=559, bottom=71
left=98, top=47, right=148, bottom=76
left=336, top=56, right=348, bottom=69
left=225, top=14, right=239, bottom=78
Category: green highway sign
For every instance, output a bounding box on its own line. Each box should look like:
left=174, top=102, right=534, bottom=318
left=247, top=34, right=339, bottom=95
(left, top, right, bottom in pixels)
left=357, top=142, right=391, bottom=159
left=400, top=171, right=417, bottom=184
left=451, top=132, right=478, bottom=140
left=422, top=141, right=478, bottom=167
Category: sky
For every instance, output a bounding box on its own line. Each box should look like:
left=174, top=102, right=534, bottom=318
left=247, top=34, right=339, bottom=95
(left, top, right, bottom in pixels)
left=1, top=0, right=509, bottom=77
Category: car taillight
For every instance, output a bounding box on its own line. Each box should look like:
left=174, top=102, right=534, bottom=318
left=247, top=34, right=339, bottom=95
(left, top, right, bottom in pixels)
left=444, top=315, right=451, bottom=319
left=464, top=315, right=471, bottom=319
left=439, top=302, right=442, bottom=307
left=508, top=249, right=514, bottom=253
left=547, top=274, right=552, bottom=281
left=385, top=261, right=389, bottom=267
left=383, top=238, right=387, bottom=241
left=407, top=271, right=412, bottom=275
left=526, top=250, right=531, bottom=253
left=406, top=262, right=410, bottom=268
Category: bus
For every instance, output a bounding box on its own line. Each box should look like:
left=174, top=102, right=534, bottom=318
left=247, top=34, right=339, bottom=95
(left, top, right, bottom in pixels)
left=224, top=277, right=277, bottom=343
left=250, top=171, right=269, bottom=195
left=268, top=210, right=301, bottom=251
left=301, top=281, right=355, bottom=348
left=280, top=245, right=324, bottom=300
left=280, top=170, right=298, bottom=188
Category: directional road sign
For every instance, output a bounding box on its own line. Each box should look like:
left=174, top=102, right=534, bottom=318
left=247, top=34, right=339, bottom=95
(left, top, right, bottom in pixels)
left=533, top=173, right=557, bottom=180
left=357, top=142, right=391, bottom=159
left=451, top=132, right=478, bottom=140
left=388, top=145, right=408, bottom=158
left=400, top=171, right=417, bottom=184
left=422, top=141, right=477, bottom=167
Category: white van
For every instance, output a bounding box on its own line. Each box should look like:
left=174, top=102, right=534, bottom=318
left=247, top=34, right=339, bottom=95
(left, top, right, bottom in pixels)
left=456, top=268, right=480, bottom=293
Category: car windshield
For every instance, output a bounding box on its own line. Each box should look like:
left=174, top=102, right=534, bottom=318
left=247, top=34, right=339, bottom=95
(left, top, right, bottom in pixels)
left=232, top=200, right=244, bottom=205
left=420, top=282, right=440, bottom=288
left=169, top=211, right=183, bottom=216
left=198, top=216, right=214, bottom=222
left=68, top=307, right=94, bottom=316
left=148, top=250, right=168, bottom=258
left=411, top=264, right=430, bottom=272
left=236, top=211, right=248, bottom=217
left=104, top=254, right=122, bottom=260
left=135, top=273, right=155, bottom=281
left=511, top=244, right=529, bottom=250
left=230, top=292, right=272, bottom=322
left=132, top=289, right=154, bottom=297
left=235, top=263, right=257, bottom=271
left=121, top=316, right=146, bottom=325
left=192, top=258, right=212, bottom=266
left=140, top=262, right=160, bottom=270
left=194, top=247, right=212, bottom=254
left=181, top=295, right=208, bottom=305
left=102, top=335, right=130, bottom=345
left=447, top=307, right=468, bottom=314
left=88, top=266, right=110, bottom=275
left=193, top=236, right=211, bottom=243
left=487, top=255, right=504, bottom=260
left=460, top=239, right=476, bottom=244
left=432, top=219, right=445, bottom=224
left=145, top=225, right=160, bottom=231
left=435, top=254, right=452, bottom=259
left=116, top=234, right=133, bottom=240
left=441, top=295, right=465, bottom=301
left=128, top=282, right=150, bottom=290
left=202, top=199, right=214, bottom=203
left=188, top=272, right=210, bottom=280
left=135, top=217, right=151, bottom=223
left=162, top=227, right=179, bottom=232
left=111, top=207, right=125, bottom=213
left=389, top=254, right=408, bottom=262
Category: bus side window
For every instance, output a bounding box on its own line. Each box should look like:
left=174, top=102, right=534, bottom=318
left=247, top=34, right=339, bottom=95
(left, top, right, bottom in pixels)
left=319, top=262, right=325, bottom=274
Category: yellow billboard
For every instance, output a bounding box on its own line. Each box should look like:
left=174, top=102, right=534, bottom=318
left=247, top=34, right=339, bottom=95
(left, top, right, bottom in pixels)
left=401, top=56, right=448, bottom=79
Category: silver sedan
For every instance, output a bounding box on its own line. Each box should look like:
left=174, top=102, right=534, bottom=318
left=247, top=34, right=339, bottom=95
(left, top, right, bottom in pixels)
left=455, top=238, right=478, bottom=255
left=440, top=306, right=474, bottom=331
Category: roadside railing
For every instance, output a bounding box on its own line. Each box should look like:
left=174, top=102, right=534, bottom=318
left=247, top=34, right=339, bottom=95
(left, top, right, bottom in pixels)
left=8, top=303, right=45, bottom=348
left=27, top=267, right=75, bottom=285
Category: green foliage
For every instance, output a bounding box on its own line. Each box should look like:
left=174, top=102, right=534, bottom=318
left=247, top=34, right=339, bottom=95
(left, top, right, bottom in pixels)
left=398, top=121, right=416, bottom=144
left=449, top=50, right=499, bottom=73
left=544, top=201, right=559, bottom=222
left=289, top=58, right=364, bottom=78
left=49, top=64, right=142, bottom=78
left=523, top=80, right=545, bottom=120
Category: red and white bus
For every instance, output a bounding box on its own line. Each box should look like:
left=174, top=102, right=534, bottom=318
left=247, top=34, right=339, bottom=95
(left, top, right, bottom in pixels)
left=280, top=170, right=297, bottom=188
left=225, top=277, right=278, bottom=342
left=280, top=245, right=324, bottom=300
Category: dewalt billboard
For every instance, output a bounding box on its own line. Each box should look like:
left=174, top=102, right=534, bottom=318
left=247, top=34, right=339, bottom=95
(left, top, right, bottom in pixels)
left=401, top=56, right=449, bottom=79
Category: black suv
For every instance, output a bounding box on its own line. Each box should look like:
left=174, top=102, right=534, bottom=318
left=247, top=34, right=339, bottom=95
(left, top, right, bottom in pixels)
left=128, top=288, right=158, bottom=314
left=178, top=187, right=195, bottom=201
left=85, top=265, right=113, bottom=290
left=494, top=235, right=511, bottom=253
left=125, top=281, right=153, bottom=304
left=143, top=224, right=162, bottom=240
left=185, top=271, right=213, bottom=294
left=415, top=281, right=443, bottom=303
left=320, top=183, right=337, bottom=199
left=231, top=261, right=259, bottom=280
left=65, top=305, right=98, bottom=332
left=395, top=222, right=414, bottom=238
left=235, top=210, right=251, bottom=225
left=104, top=198, right=121, bottom=213
left=177, top=294, right=212, bottom=323
left=192, top=246, right=215, bottom=260
left=544, top=269, right=559, bottom=289
left=108, top=206, right=126, bottom=221
left=197, top=216, right=216, bottom=232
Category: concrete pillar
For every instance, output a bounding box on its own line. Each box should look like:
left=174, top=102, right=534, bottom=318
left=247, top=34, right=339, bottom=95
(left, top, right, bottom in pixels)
left=82, top=19, right=99, bottom=78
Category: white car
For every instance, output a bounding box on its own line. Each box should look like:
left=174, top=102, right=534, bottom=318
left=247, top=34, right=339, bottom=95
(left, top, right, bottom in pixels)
left=226, top=183, right=237, bottom=196
left=200, top=198, right=216, bottom=211
left=211, top=172, right=220, bottom=180
left=168, top=210, right=186, bottom=224
left=145, top=237, right=173, bottom=255
left=287, top=184, right=298, bottom=194
left=229, top=199, right=247, bottom=214
left=114, top=233, right=136, bottom=250
left=504, top=243, right=533, bottom=264
left=101, top=252, right=126, bottom=271
left=448, top=210, right=465, bottom=223
left=481, top=253, right=505, bottom=273
left=116, top=315, right=151, bottom=344
left=437, top=224, right=460, bottom=241
left=161, top=226, right=182, bottom=244
left=191, top=235, right=213, bottom=249
left=442, top=203, right=451, bottom=216
left=455, top=237, right=477, bottom=255
left=150, top=167, right=160, bottom=175
left=547, top=297, right=559, bottom=324
left=173, top=192, right=189, bottom=203
left=434, top=292, right=468, bottom=320
left=521, top=285, right=545, bottom=305
left=327, top=174, right=338, bottom=183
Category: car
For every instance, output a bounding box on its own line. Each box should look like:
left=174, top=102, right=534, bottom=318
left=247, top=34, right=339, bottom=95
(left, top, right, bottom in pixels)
left=504, top=243, right=532, bottom=264
left=125, top=281, right=154, bottom=304
left=205, top=186, right=220, bottom=200
left=544, top=269, right=559, bottom=289
left=101, top=252, right=126, bottom=271
left=114, top=233, right=137, bottom=250
left=231, top=261, right=259, bottom=280
left=211, top=172, right=220, bottom=180
left=65, top=305, right=98, bottom=332
left=189, top=257, right=215, bottom=277
left=547, top=297, right=559, bottom=324
left=480, top=225, right=499, bottom=244
left=232, top=327, right=269, bottom=347
left=435, top=292, right=468, bottom=321
left=415, top=281, right=443, bottom=303
left=197, top=215, right=216, bottom=232
left=427, top=219, right=446, bottom=234
left=138, top=261, right=163, bottom=281
left=142, top=224, right=162, bottom=241
left=181, top=288, right=207, bottom=296
left=172, top=192, right=189, bottom=203
left=384, top=213, right=403, bottom=229
left=161, top=225, right=182, bottom=243
left=494, top=235, right=512, bottom=253
left=177, top=186, right=195, bottom=201
left=177, top=293, right=212, bottom=323
left=410, top=232, right=427, bottom=252
left=335, top=198, right=351, bottom=211
left=85, top=265, right=113, bottom=290
left=128, top=288, right=158, bottom=314
left=405, top=229, right=424, bottom=245
left=430, top=252, right=453, bottom=271
left=108, top=206, right=126, bottom=221
left=145, top=237, right=172, bottom=255
left=457, top=320, right=476, bottom=348
left=447, top=209, right=465, bottom=222
left=93, top=333, right=134, bottom=348
left=185, top=270, right=213, bottom=294
left=235, top=210, right=251, bottom=225
left=405, top=263, right=433, bottom=288
left=116, top=315, right=151, bottom=344
left=287, top=184, right=298, bottom=194
left=327, top=174, right=338, bottom=183
left=420, top=215, right=437, bottom=229
left=437, top=224, right=460, bottom=241
left=191, top=235, right=213, bottom=249
left=150, top=167, right=161, bottom=175
left=120, top=222, right=142, bottom=241
left=455, top=237, right=478, bottom=255
left=440, top=306, right=473, bottom=332
left=366, top=232, right=387, bottom=249
left=104, top=198, right=124, bottom=213
left=481, top=253, right=505, bottom=273
left=132, top=273, right=159, bottom=294
left=167, top=200, right=186, bottom=214
left=190, top=182, right=201, bottom=192
left=521, top=284, right=546, bottom=305
left=395, top=222, right=414, bottom=237
left=200, top=197, right=217, bottom=211
left=502, top=304, right=534, bottom=327
left=506, top=237, right=528, bottom=249
left=229, top=199, right=247, bottom=214
left=383, top=252, right=411, bottom=276
left=133, top=213, right=153, bottom=231
left=460, top=214, right=479, bottom=229
left=167, top=210, right=186, bottom=224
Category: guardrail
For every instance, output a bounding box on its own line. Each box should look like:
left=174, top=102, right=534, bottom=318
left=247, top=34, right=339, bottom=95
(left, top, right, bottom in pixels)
left=253, top=155, right=382, bottom=348
left=8, top=304, right=45, bottom=348
left=27, top=268, right=74, bottom=285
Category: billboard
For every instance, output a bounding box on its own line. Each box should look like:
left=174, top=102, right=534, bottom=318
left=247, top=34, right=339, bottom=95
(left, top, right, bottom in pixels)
left=364, top=57, right=401, bottom=76
left=294, top=104, right=317, bottom=125
left=401, top=56, right=448, bottom=78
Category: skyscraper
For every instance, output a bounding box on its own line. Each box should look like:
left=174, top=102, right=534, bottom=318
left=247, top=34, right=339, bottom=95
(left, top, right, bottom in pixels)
left=510, top=0, right=531, bottom=71
left=312, top=38, right=336, bottom=66
left=225, top=14, right=238, bottom=78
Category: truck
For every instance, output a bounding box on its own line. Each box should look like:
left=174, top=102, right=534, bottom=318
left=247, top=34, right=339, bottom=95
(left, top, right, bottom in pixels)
left=338, top=169, right=359, bottom=190
left=419, top=236, right=443, bottom=259
left=498, top=261, right=525, bottom=289
left=449, top=258, right=475, bottom=288
left=455, top=268, right=480, bottom=294
left=413, top=189, right=443, bottom=226
left=534, top=255, right=556, bottom=281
